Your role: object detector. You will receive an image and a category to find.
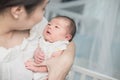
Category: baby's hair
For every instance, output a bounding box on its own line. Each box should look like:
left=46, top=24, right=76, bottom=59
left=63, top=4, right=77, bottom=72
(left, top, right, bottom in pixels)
left=53, top=16, right=76, bottom=42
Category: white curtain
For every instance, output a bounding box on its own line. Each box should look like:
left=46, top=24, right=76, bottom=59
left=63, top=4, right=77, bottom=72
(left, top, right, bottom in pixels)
left=76, top=0, right=120, bottom=78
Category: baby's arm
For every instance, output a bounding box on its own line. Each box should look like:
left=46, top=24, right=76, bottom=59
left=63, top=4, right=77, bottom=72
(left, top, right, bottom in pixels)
left=33, top=47, right=45, bottom=64
left=25, top=50, right=64, bottom=73
left=25, top=47, right=48, bottom=72
left=25, top=59, right=48, bottom=72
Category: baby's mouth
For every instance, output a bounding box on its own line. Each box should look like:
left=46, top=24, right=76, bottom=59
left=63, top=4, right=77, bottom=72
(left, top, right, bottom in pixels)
left=46, top=30, right=51, bottom=34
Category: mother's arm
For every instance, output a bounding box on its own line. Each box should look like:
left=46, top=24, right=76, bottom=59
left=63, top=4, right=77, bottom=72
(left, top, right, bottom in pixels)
left=46, top=42, right=75, bottom=80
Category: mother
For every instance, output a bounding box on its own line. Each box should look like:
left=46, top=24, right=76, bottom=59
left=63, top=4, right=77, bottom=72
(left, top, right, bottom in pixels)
left=0, top=0, right=75, bottom=80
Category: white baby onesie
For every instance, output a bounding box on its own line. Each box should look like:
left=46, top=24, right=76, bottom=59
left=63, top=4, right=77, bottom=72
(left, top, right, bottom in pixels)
left=33, top=36, right=69, bottom=80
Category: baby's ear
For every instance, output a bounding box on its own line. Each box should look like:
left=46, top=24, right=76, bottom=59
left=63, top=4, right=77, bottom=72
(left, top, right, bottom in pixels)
left=65, top=34, right=72, bottom=41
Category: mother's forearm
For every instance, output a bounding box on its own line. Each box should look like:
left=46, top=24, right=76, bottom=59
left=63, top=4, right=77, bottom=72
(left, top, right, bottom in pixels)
left=47, top=42, right=75, bottom=80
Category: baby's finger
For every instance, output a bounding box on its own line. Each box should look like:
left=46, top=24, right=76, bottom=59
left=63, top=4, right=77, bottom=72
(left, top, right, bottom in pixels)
left=34, top=58, right=43, bottom=64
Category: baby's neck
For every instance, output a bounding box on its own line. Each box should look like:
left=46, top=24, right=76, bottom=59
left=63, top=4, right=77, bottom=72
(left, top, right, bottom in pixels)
left=44, top=38, right=66, bottom=43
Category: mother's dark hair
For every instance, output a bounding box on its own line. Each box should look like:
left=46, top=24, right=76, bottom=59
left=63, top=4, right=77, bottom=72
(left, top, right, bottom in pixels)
left=0, top=0, right=44, bottom=14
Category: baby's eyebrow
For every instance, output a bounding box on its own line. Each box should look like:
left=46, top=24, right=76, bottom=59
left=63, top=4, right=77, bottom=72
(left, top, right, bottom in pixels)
left=47, top=22, right=51, bottom=25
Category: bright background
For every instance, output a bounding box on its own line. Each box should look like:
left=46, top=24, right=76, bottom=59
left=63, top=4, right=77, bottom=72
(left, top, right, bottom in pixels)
left=45, top=0, right=120, bottom=79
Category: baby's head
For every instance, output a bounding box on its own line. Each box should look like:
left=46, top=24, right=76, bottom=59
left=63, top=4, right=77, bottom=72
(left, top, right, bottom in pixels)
left=43, top=16, right=76, bottom=42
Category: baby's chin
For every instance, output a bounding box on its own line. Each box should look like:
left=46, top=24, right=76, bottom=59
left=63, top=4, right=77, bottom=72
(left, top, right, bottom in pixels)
left=44, top=38, right=54, bottom=43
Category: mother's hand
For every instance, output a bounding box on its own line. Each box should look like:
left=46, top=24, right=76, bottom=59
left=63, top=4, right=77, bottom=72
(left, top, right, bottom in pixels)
left=46, top=42, right=75, bottom=80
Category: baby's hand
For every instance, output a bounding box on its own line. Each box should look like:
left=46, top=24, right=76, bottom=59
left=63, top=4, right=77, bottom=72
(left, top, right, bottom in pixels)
left=25, top=59, right=48, bottom=72
left=25, top=59, right=37, bottom=71
left=33, top=47, right=45, bottom=64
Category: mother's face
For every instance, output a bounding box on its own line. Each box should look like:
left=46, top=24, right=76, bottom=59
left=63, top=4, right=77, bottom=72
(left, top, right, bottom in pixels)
left=13, top=0, right=48, bottom=30
left=26, top=0, right=48, bottom=29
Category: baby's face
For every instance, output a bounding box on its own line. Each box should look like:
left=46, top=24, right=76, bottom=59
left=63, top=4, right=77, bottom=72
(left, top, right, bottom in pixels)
left=43, top=18, right=71, bottom=42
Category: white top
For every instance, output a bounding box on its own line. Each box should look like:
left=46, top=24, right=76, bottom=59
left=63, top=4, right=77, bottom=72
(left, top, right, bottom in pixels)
left=34, top=37, right=69, bottom=80
left=0, top=18, right=48, bottom=80
left=39, top=37, right=69, bottom=59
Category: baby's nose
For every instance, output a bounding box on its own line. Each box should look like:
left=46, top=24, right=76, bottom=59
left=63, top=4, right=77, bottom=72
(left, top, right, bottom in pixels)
left=48, top=25, right=51, bottom=29
left=48, top=25, right=54, bottom=29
